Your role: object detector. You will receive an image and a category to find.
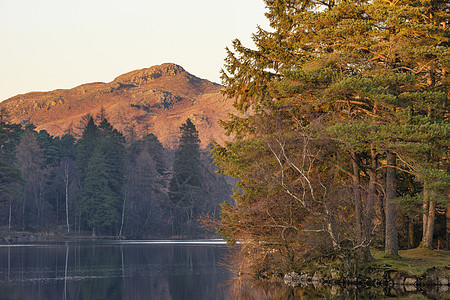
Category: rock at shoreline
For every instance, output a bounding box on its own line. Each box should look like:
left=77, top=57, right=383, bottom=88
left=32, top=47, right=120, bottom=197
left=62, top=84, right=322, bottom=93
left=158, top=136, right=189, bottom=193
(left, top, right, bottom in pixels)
left=282, top=266, right=449, bottom=288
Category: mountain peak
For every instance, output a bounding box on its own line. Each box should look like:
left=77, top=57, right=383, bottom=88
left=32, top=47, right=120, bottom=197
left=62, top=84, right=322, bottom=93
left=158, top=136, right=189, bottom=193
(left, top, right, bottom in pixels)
left=114, top=63, right=187, bottom=86
left=0, top=63, right=234, bottom=148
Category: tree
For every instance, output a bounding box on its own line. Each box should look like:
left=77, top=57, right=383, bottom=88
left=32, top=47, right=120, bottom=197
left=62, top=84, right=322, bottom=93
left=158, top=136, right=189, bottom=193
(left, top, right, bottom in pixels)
left=98, top=118, right=126, bottom=235
left=385, top=151, right=399, bottom=255
left=75, top=117, right=126, bottom=235
left=217, top=0, right=449, bottom=269
left=75, top=117, right=99, bottom=231
left=213, top=133, right=327, bottom=274
left=79, top=147, right=119, bottom=236
left=34, top=130, right=73, bottom=229
left=76, top=117, right=99, bottom=183
left=16, top=128, right=46, bottom=229
left=59, top=134, right=76, bottom=232
left=0, top=121, right=23, bottom=230
left=169, top=119, right=204, bottom=236
left=0, top=122, right=22, bottom=197
left=124, top=133, right=169, bottom=238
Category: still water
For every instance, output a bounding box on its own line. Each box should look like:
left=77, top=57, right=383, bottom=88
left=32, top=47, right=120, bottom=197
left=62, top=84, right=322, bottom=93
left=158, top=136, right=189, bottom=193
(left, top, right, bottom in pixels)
left=0, top=240, right=234, bottom=300
left=0, top=241, right=444, bottom=299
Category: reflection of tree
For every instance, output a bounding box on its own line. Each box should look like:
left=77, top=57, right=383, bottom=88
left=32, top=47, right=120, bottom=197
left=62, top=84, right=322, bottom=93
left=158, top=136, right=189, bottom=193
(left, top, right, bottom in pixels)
left=77, top=245, right=124, bottom=299
left=64, top=243, right=68, bottom=300
left=223, top=277, right=387, bottom=299
left=0, top=244, right=238, bottom=300
left=166, top=245, right=232, bottom=300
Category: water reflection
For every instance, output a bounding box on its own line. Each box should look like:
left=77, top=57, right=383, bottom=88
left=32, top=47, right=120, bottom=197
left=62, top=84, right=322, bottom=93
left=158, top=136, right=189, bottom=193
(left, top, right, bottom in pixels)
left=0, top=242, right=446, bottom=299
left=0, top=241, right=233, bottom=300
left=223, top=276, right=447, bottom=299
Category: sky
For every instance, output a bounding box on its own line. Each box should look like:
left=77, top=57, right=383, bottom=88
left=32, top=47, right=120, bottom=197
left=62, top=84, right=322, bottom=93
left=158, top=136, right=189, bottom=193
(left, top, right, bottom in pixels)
left=0, top=0, right=270, bottom=101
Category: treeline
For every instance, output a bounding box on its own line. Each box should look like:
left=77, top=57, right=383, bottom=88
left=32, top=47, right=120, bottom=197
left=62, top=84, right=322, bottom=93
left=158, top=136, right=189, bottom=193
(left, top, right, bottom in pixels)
left=213, top=0, right=449, bottom=274
left=0, top=115, right=232, bottom=238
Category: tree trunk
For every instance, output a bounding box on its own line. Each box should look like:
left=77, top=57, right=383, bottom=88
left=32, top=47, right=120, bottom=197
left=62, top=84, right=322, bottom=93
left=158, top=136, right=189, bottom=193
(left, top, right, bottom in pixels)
left=379, top=192, right=385, bottom=248
left=352, top=156, right=363, bottom=246
left=324, top=204, right=339, bottom=250
left=422, top=188, right=429, bottom=243
left=64, top=163, right=70, bottom=233
left=363, top=145, right=377, bottom=260
left=426, top=199, right=435, bottom=248
left=408, top=219, right=414, bottom=249
left=22, top=196, right=26, bottom=231
left=385, top=151, right=398, bottom=256
left=447, top=190, right=450, bottom=250
left=8, top=198, right=12, bottom=231
left=421, top=187, right=435, bottom=249
left=119, top=194, right=126, bottom=238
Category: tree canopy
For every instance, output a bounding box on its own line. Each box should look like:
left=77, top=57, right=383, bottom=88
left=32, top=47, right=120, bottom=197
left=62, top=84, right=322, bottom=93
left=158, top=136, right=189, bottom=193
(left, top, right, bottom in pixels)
left=215, top=0, right=449, bottom=273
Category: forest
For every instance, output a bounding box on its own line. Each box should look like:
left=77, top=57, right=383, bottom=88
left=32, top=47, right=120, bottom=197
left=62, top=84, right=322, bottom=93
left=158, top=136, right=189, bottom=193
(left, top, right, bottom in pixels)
left=0, top=112, right=232, bottom=238
left=212, top=0, right=449, bottom=275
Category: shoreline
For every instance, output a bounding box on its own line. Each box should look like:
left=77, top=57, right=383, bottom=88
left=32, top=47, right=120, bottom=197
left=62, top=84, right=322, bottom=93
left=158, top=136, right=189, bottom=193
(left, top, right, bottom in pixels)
left=0, top=230, right=221, bottom=243
left=283, top=266, right=449, bottom=289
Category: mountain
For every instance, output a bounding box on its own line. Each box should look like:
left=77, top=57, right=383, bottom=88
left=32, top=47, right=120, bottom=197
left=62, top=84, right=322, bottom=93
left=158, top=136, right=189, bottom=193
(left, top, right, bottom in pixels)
left=0, top=63, right=235, bottom=147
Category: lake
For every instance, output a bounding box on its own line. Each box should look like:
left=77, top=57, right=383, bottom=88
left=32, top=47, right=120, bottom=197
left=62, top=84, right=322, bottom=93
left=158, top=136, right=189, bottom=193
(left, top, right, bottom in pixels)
left=0, top=240, right=234, bottom=300
left=0, top=240, right=444, bottom=299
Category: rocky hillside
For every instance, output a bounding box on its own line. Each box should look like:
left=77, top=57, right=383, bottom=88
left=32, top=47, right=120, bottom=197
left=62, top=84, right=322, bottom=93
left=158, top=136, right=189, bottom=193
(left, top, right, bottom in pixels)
left=0, top=63, right=235, bottom=147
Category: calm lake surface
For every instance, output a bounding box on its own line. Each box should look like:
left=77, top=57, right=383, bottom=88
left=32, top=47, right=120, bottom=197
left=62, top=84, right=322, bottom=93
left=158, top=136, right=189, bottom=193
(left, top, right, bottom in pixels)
left=0, top=240, right=444, bottom=299
left=0, top=240, right=234, bottom=300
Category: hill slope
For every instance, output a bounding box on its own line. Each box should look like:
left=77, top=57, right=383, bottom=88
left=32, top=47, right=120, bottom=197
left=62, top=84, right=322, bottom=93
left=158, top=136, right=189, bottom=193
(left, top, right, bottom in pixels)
left=0, top=63, right=234, bottom=147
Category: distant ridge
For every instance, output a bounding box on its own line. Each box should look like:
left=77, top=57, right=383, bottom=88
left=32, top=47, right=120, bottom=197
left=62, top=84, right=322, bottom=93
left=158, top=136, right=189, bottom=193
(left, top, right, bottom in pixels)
left=0, top=63, right=235, bottom=147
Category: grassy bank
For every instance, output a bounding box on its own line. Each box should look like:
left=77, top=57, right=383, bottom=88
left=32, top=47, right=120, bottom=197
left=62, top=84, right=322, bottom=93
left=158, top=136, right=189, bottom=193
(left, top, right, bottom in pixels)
left=371, top=247, right=450, bottom=276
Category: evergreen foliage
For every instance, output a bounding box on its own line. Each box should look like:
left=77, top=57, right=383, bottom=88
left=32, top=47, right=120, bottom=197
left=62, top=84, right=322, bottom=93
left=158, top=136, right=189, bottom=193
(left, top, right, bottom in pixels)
left=76, top=117, right=126, bottom=235
left=79, top=146, right=119, bottom=235
left=0, top=114, right=231, bottom=238
left=215, top=0, right=449, bottom=272
left=76, top=117, right=99, bottom=183
left=0, top=122, right=22, bottom=200
left=169, top=118, right=204, bottom=236
left=0, top=121, right=23, bottom=230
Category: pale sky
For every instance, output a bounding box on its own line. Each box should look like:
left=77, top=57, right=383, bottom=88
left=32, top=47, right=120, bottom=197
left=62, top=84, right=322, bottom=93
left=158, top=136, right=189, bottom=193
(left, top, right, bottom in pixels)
left=0, top=0, right=269, bottom=101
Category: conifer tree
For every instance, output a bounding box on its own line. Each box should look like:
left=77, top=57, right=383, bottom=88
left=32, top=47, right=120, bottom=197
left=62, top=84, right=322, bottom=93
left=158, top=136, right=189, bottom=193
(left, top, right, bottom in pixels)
left=79, top=147, right=119, bottom=235
left=217, top=0, right=449, bottom=266
left=76, top=117, right=125, bottom=235
left=169, top=118, right=204, bottom=236
left=76, top=117, right=98, bottom=183
left=98, top=118, right=126, bottom=235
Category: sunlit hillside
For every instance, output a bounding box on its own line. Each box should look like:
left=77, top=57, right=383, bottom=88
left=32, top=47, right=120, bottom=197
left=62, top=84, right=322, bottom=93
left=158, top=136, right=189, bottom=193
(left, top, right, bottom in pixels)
left=0, top=63, right=235, bottom=147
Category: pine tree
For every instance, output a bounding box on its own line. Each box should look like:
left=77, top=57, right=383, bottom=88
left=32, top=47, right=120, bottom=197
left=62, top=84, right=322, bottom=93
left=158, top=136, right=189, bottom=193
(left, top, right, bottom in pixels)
left=218, top=0, right=449, bottom=264
left=79, top=147, right=119, bottom=235
left=98, top=118, right=126, bottom=235
left=75, top=117, right=126, bottom=235
left=76, top=117, right=99, bottom=183
left=169, top=118, right=204, bottom=236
